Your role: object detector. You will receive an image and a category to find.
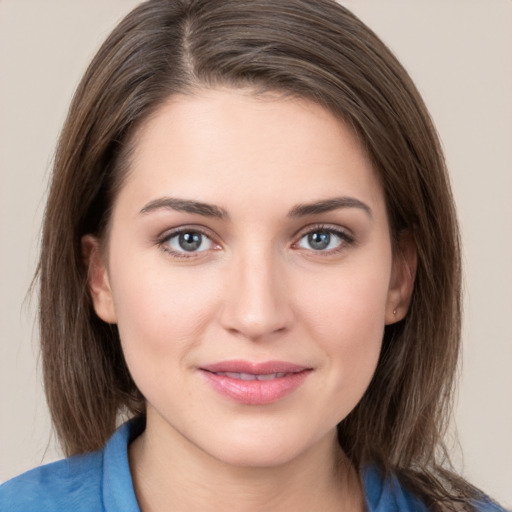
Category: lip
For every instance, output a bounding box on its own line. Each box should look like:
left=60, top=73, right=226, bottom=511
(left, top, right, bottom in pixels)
left=199, top=360, right=312, bottom=405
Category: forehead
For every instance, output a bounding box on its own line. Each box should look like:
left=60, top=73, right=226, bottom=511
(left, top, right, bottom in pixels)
left=117, top=87, right=385, bottom=219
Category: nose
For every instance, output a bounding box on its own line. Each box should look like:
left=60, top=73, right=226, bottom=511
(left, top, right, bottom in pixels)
left=219, top=247, right=294, bottom=341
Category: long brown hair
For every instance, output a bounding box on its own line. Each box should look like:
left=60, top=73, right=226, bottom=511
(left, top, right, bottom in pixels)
left=39, top=0, right=483, bottom=508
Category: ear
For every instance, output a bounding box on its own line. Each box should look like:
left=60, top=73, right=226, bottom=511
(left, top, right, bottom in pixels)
left=81, top=235, right=117, bottom=324
left=385, top=231, right=417, bottom=325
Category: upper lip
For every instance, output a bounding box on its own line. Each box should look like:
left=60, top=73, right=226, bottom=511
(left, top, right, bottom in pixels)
left=200, top=360, right=311, bottom=375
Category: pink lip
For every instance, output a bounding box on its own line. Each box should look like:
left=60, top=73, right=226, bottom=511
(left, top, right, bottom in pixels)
left=199, top=360, right=312, bottom=405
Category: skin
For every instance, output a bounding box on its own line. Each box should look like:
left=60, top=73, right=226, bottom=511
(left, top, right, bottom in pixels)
left=83, top=88, right=415, bottom=511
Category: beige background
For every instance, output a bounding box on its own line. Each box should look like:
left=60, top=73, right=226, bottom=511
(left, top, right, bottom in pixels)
left=1, top=0, right=511, bottom=506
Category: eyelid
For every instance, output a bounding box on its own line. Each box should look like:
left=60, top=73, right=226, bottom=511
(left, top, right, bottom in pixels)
left=291, top=223, right=355, bottom=253
left=157, top=225, right=221, bottom=259
left=293, top=223, right=354, bottom=240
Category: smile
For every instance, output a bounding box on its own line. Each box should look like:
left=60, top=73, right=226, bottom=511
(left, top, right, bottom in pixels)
left=199, top=360, right=312, bottom=405
left=212, top=371, right=291, bottom=381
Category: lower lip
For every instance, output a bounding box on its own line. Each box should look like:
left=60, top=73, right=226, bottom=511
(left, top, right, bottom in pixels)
left=200, top=370, right=311, bottom=405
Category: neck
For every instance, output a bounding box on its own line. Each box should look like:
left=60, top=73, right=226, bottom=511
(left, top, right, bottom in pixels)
left=129, top=413, right=364, bottom=512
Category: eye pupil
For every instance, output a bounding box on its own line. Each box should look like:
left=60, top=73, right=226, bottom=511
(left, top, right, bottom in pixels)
left=308, top=231, right=330, bottom=250
left=179, top=232, right=202, bottom=251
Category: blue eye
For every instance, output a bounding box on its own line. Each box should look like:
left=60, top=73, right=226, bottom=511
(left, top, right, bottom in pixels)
left=297, top=229, right=349, bottom=251
left=165, top=230, right=213, bottom=253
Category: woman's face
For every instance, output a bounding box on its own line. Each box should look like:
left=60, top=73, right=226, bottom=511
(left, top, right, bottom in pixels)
left=86, top=88, right=413, bottom=467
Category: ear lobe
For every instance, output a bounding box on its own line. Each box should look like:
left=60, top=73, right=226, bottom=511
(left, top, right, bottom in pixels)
left=385, top=231, right=417, bottom=325
left=81, top=235, right=117, bottom=324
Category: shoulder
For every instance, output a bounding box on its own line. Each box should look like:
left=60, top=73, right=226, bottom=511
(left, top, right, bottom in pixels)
left=363, top=465, right=429, bottom=512
left=0, top=419, right=143, bottom=512
left=472, top=497, right=510, bottom=512
left=0, top=451, right=104, bottom=512
left=362, top=465, right=509, bottom=512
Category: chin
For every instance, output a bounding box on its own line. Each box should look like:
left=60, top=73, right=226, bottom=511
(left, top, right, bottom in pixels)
left=213, top=442, right=305, bottom=469
left=200, top=423, right=335, bottom=470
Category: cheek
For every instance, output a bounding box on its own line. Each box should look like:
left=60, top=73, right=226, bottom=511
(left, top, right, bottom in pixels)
left=295, top=259, right=391, bottom=402
left=299, top=260, right=390, bottom=340
left=108, top=254, right=220, bottom=379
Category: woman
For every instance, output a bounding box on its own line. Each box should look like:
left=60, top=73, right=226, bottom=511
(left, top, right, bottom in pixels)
left=0, top=0, right=506, bottom=510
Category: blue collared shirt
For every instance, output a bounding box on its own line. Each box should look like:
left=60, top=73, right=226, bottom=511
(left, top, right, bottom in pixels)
left=0, top=420, right=501, bottom=511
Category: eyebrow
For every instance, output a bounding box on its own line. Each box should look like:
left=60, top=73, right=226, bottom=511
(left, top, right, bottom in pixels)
left=288, top=197, right=372, bottom=218
left=139, top=195, right=372, bottom=220
left=139, top=197, right=228, bottom=219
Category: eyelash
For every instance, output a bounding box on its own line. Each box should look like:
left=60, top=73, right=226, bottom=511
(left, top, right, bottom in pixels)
left=157, top=227, right=218, bottom=260
left=157, top=224, right=355, bottom=260
left=294, top=224, right=355, bottom=256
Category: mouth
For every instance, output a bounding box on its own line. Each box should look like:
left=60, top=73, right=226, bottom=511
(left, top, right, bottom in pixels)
left=199, top=360, right=312, bottom=405
left=211, top=371, right=293, bottom=381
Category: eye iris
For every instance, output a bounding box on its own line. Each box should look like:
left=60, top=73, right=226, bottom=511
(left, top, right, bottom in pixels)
left=179, top=232, right=202, bottom=251
left=308, top=231, right=330, bottom=250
